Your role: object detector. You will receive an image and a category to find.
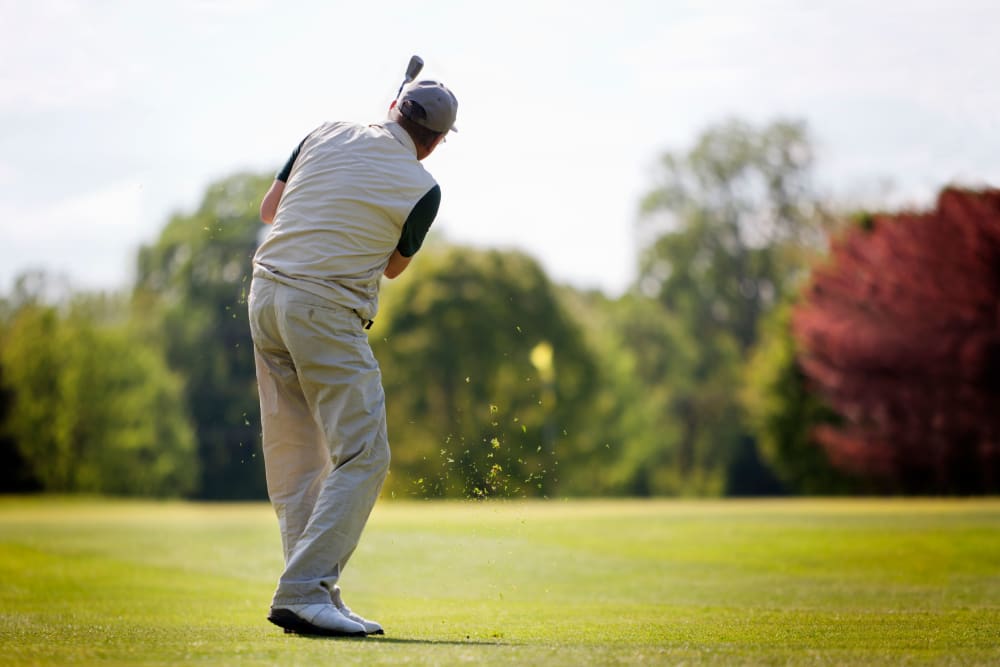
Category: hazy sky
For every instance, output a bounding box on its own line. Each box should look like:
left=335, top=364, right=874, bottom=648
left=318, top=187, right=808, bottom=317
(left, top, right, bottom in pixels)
left=2, top=0, right=998, bottom=297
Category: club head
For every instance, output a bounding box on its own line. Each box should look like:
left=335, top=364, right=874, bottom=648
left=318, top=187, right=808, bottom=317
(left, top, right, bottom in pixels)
left=404, top=55, right=424, bottom=84
left=396, top=55, right=425, bottom=100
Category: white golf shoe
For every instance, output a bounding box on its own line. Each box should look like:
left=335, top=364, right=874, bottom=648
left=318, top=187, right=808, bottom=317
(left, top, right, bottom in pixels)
left=267, top=603, right=367, bottom=637
left=331, top=585, right=384, bottom=635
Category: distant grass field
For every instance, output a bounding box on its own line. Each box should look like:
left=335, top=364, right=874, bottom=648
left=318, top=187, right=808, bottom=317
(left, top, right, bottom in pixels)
left=0, top=497, right=997, bottom=666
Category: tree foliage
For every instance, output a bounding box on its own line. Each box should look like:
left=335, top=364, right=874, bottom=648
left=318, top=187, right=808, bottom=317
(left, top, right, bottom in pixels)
left=0, top=290, right=197, bottom=496
left=132, top=172, right=270, bottom=499
left=0, top=356, right=36, bottom=492
left=792, top=188, right=1000, bottom=493
left=639, top=118, right=825, bottom=351
left=559, top=289, right=704, bottom=495
left=638, top=118, right=827, bottom=493
left=743, top=301, right=858, bottom=493
left=373, top=244, right=599, bottom=498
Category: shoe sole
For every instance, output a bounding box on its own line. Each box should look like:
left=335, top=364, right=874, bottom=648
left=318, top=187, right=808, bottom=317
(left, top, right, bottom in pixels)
left=282, top=629, right=383, bottom=636
left=267, top=609, right=367, bottom=637
left=281, top=625, right=383, bottom=636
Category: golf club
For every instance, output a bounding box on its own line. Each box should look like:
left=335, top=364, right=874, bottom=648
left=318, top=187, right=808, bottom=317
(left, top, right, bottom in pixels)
left=395, top=55, right=424, bottom=100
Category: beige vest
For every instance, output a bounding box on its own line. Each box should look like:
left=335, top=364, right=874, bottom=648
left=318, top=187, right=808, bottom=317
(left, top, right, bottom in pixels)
left=253, top=121, right=437, bottom=320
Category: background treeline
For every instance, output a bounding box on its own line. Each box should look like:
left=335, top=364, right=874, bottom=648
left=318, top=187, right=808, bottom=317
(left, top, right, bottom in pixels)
left=1, top=119, right=997, bottom=499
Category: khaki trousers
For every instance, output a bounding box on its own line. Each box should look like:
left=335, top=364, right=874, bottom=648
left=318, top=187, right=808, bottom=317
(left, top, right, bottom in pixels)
left=248, top=274, right=390, bottom=607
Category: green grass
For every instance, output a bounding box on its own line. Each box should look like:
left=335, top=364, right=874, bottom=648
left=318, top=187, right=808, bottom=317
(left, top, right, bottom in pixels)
left=0, top=497, right=997, bottom=666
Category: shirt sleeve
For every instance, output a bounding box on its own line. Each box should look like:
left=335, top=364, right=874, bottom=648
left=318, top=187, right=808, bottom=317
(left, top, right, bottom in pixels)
left=397, top=185, right=441, bottom=257
left=276, top=134, right=309, bottom=183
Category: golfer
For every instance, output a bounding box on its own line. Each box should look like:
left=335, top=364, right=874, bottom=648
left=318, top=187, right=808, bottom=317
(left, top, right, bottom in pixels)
left=247, top=80, right=458, bottom=637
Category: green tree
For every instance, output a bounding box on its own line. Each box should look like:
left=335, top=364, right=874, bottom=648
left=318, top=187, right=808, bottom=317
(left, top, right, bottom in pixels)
left=0, top=301, right=65, bottom=488
left=638, top=118, right=827, bottom=493
left=639, top=118, right=823, bottom=351
left=743, top=301, right=856, bottom=494
left=373, top=244, right=599, bottom=498
left=0, top=354, right=38, bottom=492
left=132, top=172, right=270, bottom=499
left=559, top=289, right=711, bottom=495
left=0, top=290, right=197, bottom=496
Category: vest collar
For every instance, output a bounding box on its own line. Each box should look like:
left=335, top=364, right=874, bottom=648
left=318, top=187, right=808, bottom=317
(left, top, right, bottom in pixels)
left=381, top=120, right=418, bottom=157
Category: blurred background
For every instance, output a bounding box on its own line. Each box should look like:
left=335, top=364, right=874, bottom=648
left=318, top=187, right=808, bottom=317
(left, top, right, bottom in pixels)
left=1, top=0, right=998, bottom=499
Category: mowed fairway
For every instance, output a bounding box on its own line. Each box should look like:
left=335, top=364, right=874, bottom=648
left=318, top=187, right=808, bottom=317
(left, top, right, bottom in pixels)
left=0, top=498, right=997, bottom=666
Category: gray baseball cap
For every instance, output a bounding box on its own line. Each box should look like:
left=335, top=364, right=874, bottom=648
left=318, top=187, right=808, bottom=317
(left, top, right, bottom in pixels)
left=399, top=80, right=458, bottom=134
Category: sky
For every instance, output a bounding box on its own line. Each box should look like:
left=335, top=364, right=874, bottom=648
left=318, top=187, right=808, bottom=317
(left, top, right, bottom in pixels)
left=1, top=0, right=998, bottom=297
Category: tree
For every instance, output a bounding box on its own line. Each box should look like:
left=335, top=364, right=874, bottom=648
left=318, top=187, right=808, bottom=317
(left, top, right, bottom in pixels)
left=0, top=359, right=39, bottom=492
left=559, top=289, right=704, bottom=495
left=743, top=301, right=858, bottom=494
left=0, top=291, right=197, bottom=496
left=373, top=244, right=599, bottom=498
left=0, top=297, right=61, bottom=491
left=637, top=119, right=827, bottom=493
left=132, top=172, right=270, bottom=499
left=792, top=188, right=1000, bottom=493
left=639, top=119, right=826, bottom=352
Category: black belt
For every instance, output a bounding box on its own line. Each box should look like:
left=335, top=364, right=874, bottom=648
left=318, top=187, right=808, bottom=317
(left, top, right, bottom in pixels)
left=353, top=310, right=374, bottom=330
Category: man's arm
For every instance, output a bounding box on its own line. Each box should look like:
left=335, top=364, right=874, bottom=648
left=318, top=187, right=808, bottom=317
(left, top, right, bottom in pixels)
left=384, top=185, right=441, bottom=279
left=260, top=180, right=285, bottom=224
left=384, top=249, right=412, bottom=279
left=260, top=133, right=310, bottom=223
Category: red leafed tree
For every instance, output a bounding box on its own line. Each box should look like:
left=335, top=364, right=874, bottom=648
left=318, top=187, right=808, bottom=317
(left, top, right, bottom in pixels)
left=792, top=187, right=1000, bottom=493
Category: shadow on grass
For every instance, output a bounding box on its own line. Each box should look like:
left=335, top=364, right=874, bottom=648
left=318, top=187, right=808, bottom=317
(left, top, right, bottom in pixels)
left=293, top=635, right=510, bottom=646
left=371, top=637, right=511, bottom=646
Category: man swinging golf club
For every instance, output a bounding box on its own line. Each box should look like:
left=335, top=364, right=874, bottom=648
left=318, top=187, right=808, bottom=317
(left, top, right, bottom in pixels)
left=247, top=57, right=457, bottom=637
